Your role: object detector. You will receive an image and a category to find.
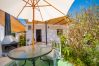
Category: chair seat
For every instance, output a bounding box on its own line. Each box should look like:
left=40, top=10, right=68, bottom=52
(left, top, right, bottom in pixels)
left=44, top=49, right=55, bottom=60
left=0, top=57, right=13, bottom=66
left=42, top=49, right=59, bottom=60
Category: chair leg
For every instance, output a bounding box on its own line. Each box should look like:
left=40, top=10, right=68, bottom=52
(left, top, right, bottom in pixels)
left=9, top=62, right=16, bottom=66
left=22, top=60, right=26, bottom=66
left=40, top=57, right=50, bottom=66
left=53, top=59, right=59, bottom=66
left=47, top=60, right=50, bottom=66
left=15, top=61, right=19, bottom=66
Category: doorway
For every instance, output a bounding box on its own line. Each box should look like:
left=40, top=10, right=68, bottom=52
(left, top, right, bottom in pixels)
left=36, top=29, right=42, bottom=42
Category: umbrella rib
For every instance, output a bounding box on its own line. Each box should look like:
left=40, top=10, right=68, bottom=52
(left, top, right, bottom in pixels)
left=35, top=5, right=50, bottom=7
left=35, top=0, right=40, bottom=6
left=36, top=0, right=43, bottom=21
left=44, top=0, right=66, bottom=16
left=38, top=9, right=43, bottom=21
left=30, top=0, right=33, bottom=3
left=17, top=0, right=30, bottom=17
left=23, top=0, right=32, bottom=6
left=26, top=5, right=50, bottom=7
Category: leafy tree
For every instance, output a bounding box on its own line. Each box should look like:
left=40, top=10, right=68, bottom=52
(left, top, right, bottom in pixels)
left=19, top=34, right=26, bottom=46
left=61, top=6, right=99, bottom=66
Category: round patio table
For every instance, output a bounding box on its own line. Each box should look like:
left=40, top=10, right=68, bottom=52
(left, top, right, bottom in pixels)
left=7, top=44, right=52, bottom=66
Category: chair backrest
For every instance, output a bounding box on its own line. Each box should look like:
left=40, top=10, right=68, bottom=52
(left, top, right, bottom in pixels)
left=51, top=41, right=61, bottom=59
left=37, top=41, right=61, bottom=59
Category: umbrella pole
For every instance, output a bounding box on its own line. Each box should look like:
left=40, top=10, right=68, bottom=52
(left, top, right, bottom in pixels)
left=32, top=0, right=35, bottom=49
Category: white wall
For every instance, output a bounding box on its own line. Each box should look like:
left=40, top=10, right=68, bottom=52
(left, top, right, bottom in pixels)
left=0, top=41, right=2, bottom=57
left=0, top=25, right=4, bottom=41
left=15, top=33, right=20, bottom=42
left=0, top=25, right=4, bottom=56
left=26, top=24, right=68, bottom=45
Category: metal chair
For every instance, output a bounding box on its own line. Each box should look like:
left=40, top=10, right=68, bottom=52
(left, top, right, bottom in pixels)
left=40, top=41, right=61, bottom=66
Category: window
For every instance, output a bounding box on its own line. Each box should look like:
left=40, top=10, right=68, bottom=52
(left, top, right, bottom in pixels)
left=28, top=25, right=31, bottom=30
left=57, top=29, right=63, bottom=36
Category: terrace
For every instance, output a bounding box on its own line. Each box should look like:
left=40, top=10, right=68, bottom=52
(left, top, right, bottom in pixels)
left=0, top=0, right=99, bottom=66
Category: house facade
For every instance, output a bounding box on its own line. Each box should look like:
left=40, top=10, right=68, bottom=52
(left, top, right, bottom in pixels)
left=26, top=24, right=68, bottom=45
left=26, top=16, right=71, bottom=45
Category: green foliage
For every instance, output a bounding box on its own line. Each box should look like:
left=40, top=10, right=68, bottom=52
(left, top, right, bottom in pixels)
left=61, top=6, right=99, bottom=66
left=11, top=33, right=16, bottom=37
left=19, top=34, right=26, bottom=46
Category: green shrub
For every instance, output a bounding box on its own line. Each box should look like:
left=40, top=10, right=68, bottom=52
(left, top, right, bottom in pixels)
left=19, top=34, right=26, bottom=46
left=61, top=6, right=99, bottom=66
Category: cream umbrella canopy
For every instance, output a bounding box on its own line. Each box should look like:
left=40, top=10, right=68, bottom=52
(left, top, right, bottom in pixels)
left=0, top=0, right=74, bottom=48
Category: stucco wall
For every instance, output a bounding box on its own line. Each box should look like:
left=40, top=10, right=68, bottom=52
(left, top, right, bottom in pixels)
left=26, top=24, right=68, bottom=45
left=0, top=25, right=4, bottom=42
left=0, top=25, right=4, bottom=56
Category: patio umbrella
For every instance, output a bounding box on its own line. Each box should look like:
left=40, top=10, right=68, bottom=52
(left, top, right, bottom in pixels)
left=0, top=0, right=74, bottom=48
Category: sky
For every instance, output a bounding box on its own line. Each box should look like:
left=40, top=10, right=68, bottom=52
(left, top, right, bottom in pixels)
left=68, top=0, right=99, bottom=17
left=18, top=19, right=26, bottom=25
left=19, top=0, right=99, bottom=25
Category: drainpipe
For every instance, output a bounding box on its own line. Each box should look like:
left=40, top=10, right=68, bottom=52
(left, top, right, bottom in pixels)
left=45, top=21, right=47, bottom=45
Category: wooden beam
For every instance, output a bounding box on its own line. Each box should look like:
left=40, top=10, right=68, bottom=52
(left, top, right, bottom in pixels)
left=59, top=20, right=67, bottom=24
left=60, top=22, right=67, bottom=25
left=60, top=19, right=71, bottom=25
left=53, top=19, right=64, bottom=25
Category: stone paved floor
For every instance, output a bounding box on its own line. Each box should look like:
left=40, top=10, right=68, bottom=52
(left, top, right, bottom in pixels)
left=0, top=57, right=13, bottom=66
